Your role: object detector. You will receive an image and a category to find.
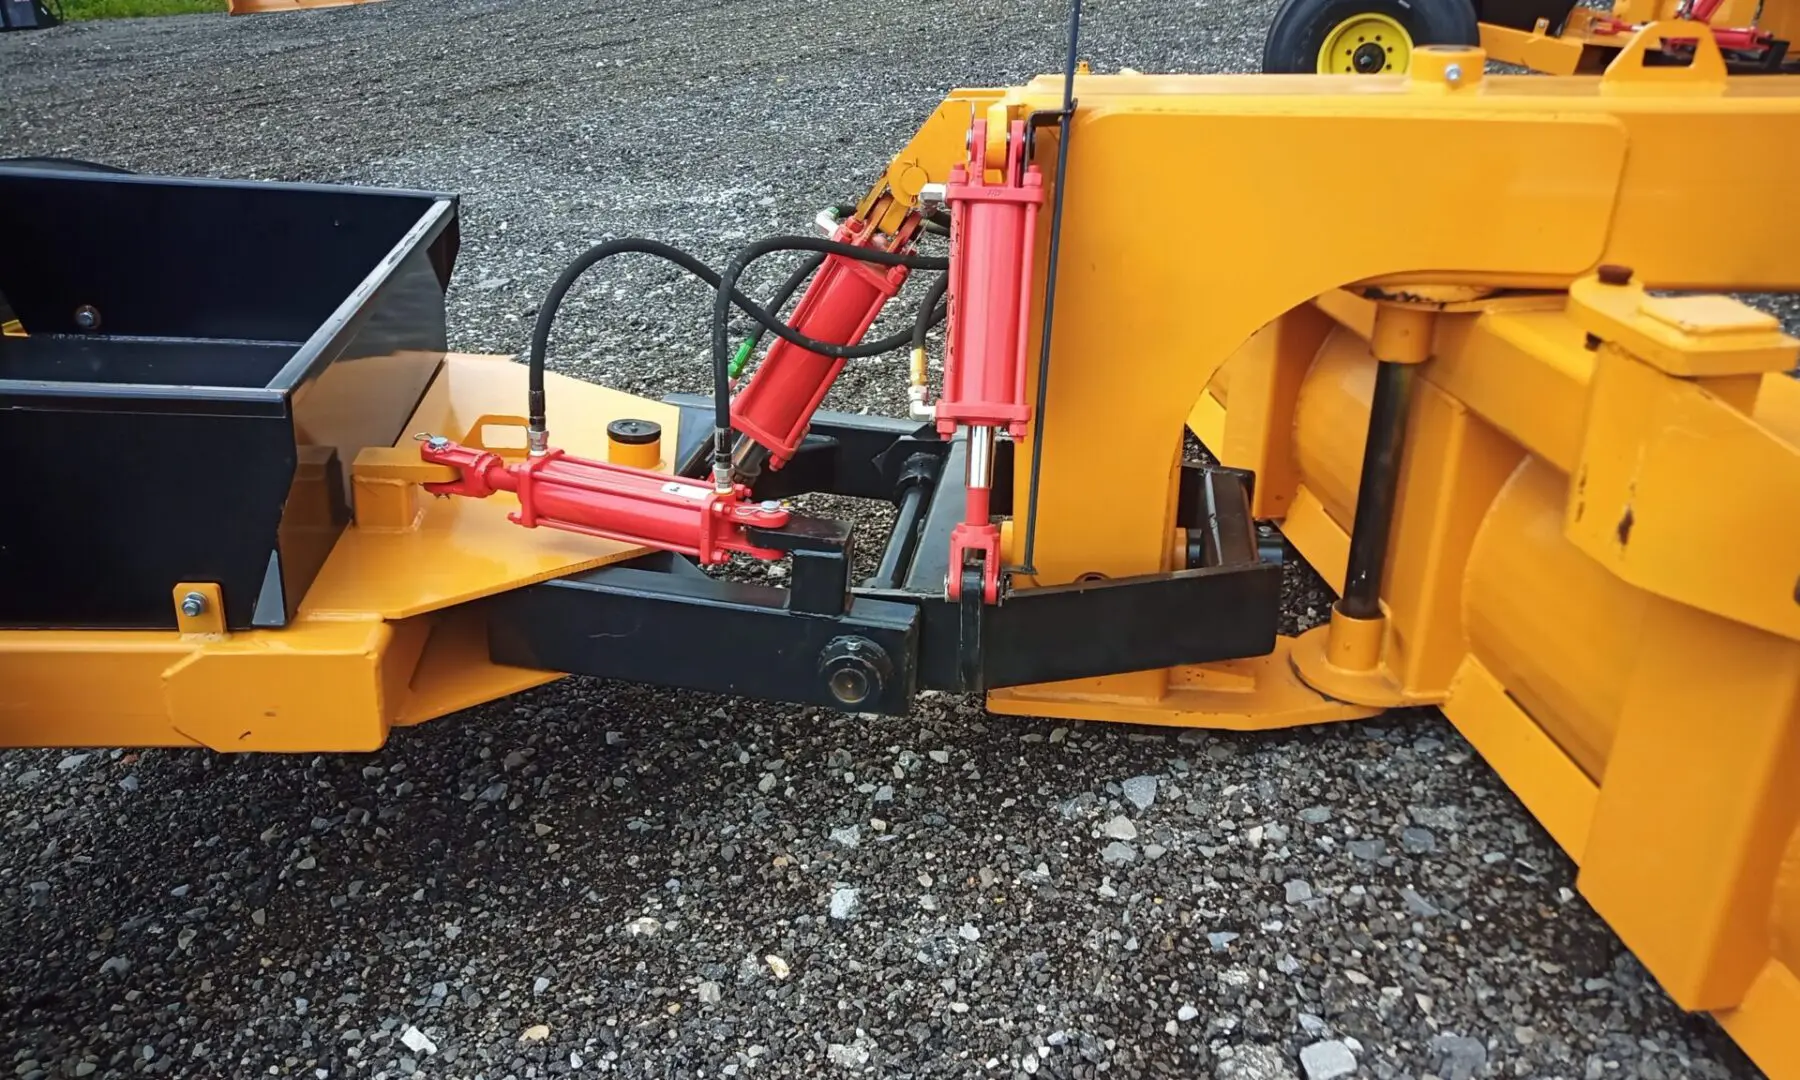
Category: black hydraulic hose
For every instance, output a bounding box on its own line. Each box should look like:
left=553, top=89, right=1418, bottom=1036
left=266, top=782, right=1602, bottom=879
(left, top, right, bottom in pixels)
left=738, top=251, right=827, bottom=365
left=709, top=235, right=949, bottom=483
left=527, top=237, right=941, bottom=444
left=740, top=262, right=948, bottom=384
left=529, top=239, right=716, bottom=443
left=913, top=272, right=951, bottom=352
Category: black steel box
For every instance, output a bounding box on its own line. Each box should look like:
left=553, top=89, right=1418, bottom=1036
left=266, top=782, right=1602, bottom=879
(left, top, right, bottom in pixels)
left=0, top=167, right=460, bottom=629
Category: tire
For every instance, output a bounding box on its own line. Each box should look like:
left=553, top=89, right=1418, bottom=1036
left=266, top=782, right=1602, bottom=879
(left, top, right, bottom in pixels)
left=1261, top=0, right=1480, bottom=73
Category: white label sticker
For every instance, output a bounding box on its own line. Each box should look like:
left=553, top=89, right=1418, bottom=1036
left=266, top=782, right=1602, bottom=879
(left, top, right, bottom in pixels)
left=660, top=481, right=712, bottom=501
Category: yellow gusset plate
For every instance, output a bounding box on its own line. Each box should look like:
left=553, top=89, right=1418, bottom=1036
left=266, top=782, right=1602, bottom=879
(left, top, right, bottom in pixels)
left=299, top=353, right=681, bottom=620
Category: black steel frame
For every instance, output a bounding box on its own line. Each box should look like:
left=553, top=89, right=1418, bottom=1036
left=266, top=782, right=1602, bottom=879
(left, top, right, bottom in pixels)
left=487, top=399, right=1282, bottom=713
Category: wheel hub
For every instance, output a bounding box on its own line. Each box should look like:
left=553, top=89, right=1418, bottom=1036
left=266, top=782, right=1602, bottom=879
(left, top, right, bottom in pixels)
left=1316, top=13, right=1414, bottom=74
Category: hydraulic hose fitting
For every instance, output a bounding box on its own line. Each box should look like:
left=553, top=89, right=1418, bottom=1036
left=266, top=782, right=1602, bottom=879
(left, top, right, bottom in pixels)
left=907, top=384, right=936, bottom=423
left=731, top=437, right=772, bottom=487
left=908, top=346, right=936, bottom=421
left=712, top=429, right=735, bottom=494
left=527, top=388, right=550, bottom=457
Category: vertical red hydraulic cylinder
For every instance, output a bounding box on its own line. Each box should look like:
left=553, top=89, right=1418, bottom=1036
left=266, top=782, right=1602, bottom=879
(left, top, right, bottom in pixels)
left=936, top=118, right=1042, bottom=441
left=937, top=117, right=1044, bottom=602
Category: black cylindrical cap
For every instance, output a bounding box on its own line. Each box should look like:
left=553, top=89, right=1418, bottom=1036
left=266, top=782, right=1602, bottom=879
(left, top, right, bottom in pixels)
left=607, top=419, right=662, bottom=445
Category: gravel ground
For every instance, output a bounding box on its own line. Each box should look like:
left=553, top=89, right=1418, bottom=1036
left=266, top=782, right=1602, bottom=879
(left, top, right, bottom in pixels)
left=0, top=3, right=1779, bottom=1079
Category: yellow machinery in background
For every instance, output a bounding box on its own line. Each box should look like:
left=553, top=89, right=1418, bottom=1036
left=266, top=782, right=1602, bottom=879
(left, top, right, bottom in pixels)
left=227, top=0, right=380, bottom=15
left=1, top=19, right=1797, bottom=1078
left=1264, top=0, right=1800, bottom=73
left=1479, top=0, right=1800, bottom=73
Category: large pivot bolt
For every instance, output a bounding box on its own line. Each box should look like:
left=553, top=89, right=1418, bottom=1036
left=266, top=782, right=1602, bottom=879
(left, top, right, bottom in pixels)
left=818, top=636, right=894, bottom=709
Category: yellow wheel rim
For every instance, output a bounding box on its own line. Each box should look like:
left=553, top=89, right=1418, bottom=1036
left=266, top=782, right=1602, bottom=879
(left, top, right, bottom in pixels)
left=1316, top=13, right=1413, bottom=74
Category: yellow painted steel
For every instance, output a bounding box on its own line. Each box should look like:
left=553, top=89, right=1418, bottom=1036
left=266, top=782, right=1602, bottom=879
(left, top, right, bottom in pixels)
left=854, top=88, right=1005, bottom=236
left=996, top=35, right=1800, bottom=723
left=954, top=37, right=1800, bottom=1074
left=1479, top=18, right=1598, bottom=74
left=1168, top=58, right=1800, bottom=1062
left=987, top=638, right=1379, bottom=729
left=1316, top=12, right=1413, bottom=73
left=302, top=355, right=679, bottom=620
left=0, top=354, right=663, bottom=750
left=1197, top=278, right=1800, bottom=1073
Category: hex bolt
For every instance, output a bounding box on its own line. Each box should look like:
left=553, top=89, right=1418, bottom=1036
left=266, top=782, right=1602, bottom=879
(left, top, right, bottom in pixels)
left=919, top=182, right=948, bottom=208
left=1444, top=63, right=1463, bottom=85
left=73, top=305, right=101, bottom=331
left=427, top=435, right=450, bottom=451
left=761, top=500, right=780, bottom=512
left=180, top=592, right=207, bottom=618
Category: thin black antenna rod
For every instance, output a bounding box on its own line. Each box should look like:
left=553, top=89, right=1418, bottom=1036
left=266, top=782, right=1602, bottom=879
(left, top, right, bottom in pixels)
left=1018, top=0, right=1082, bottom=575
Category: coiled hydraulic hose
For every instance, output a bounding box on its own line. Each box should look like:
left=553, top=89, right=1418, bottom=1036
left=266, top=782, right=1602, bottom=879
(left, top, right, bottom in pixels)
left=527, top=237, right=947, bottom=456
left=709, top=236, right=949, bottom=485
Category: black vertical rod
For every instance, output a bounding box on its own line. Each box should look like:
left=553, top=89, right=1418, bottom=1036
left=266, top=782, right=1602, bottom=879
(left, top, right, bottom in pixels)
left=866, top=482, right=930, bottom=590
left=1018, top=0, right=1083, bottom=575
left=1337, top=360, right=1414, bottom=620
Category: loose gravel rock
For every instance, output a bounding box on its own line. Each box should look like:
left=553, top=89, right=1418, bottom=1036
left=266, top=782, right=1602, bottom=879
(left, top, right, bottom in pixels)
left=1300, top=1039, right=1358, bottom=1080
left=1121, top=775, right=1159, bottom=812
left=0, top=1, right=1775, bottom=1078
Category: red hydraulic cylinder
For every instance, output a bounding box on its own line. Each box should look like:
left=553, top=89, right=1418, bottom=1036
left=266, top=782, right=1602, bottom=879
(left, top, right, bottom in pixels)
left=936, top=117, right=1045, bottom=603
left=419, top=437, right=789, bottom=564
left=936, top=117, right=1044, bottom=441
left=729, top=218, right=913, bottom=471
